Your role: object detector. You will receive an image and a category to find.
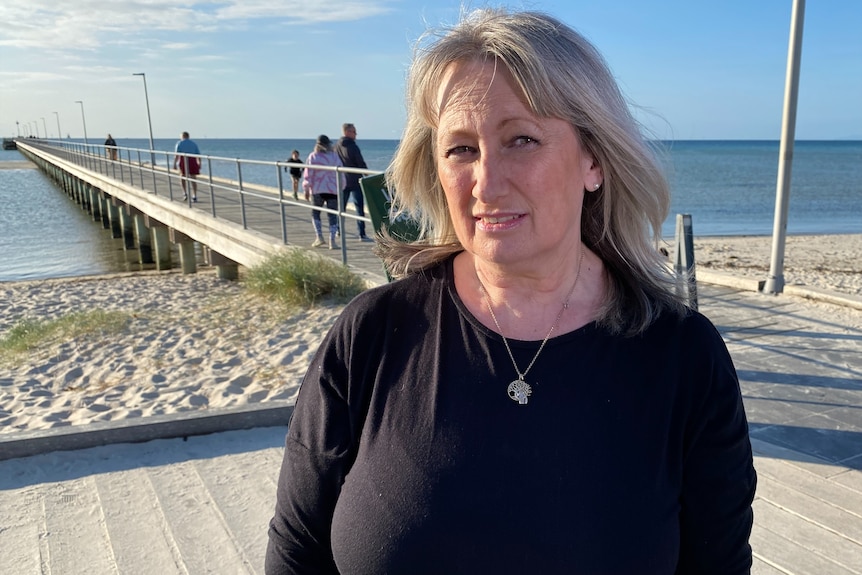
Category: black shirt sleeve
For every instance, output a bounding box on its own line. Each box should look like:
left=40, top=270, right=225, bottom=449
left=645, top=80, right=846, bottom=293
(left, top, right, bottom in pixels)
left=265, top=280, right=401, bottom=574
left=265, top=307, right=360, bottom=574
left=676, top=317, right=756, bottom=573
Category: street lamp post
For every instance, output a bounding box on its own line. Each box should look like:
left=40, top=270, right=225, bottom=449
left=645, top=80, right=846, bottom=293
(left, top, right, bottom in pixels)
left=763, top=0, right=806, bottom=295
left=33, top=121, right=40, bottom=139
left=74, top=100, right=89, bottom=144
left=41, top=117, right=48, bottom=139
left=15, top=121, right=20, bottom=138
left=53, top=112, right=61, bottom=140
left=132, top=73, right=155, bottom=165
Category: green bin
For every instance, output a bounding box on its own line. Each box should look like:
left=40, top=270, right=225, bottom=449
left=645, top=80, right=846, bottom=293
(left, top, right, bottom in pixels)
left=359, top=173, right=421, bottom=281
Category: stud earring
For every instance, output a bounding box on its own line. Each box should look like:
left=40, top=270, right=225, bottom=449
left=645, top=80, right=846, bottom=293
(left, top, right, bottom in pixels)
left=593, top=182, right=601, bottom=190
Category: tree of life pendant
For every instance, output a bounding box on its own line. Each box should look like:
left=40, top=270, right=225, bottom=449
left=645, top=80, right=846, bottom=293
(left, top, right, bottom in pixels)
left=507, top=378, right=532, bottom=405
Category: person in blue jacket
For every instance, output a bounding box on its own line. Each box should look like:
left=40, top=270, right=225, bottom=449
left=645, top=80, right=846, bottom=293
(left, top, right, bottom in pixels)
left=173, top=131, right=201, bottom=201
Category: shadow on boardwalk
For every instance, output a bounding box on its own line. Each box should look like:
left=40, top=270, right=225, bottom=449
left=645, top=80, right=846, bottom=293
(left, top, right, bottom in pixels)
left=0, top=282, right=860, bottom=573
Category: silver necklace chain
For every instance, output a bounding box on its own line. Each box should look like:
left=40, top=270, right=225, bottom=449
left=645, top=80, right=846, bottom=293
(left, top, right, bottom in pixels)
left=478, top=249, right=585, bottom=405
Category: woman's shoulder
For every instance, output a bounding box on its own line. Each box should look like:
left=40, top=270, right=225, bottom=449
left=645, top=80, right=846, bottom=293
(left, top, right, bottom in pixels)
left=340, top=262, right=448, bottom=321
left=636, top=307, right=731, bottom=370
left=649, top=306, right=722, bottom=341
left=307, top=150, right=338, bottom=164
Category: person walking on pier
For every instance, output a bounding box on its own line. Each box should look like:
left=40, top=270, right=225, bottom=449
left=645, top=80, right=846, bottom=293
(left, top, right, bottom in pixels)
left=335, top=123, right=371, bottom=241
left=173, top=131, right=201, bottom=202
left=303, top=135, right=342, bottom=249
left=285, top=149, right=303, bottom=200
left=104, top=134, right=117, bottom=161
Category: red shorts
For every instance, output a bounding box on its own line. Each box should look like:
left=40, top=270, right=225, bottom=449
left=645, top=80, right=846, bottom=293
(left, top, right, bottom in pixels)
left=177, top=157, right=200, bottom=176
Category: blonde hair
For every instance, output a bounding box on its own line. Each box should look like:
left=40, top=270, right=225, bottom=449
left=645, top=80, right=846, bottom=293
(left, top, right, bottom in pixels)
left=379, top=8, right=686, bottom=334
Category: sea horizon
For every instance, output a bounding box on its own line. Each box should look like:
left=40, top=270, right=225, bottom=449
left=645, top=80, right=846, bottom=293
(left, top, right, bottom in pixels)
left=2, top=138, right=860, bottom=282
left=27, top=136, right=860, bottom=141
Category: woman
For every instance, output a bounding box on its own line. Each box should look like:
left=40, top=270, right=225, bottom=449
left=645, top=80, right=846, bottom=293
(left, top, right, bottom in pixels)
left=303, top=135, right=342, bottom=249
left=267, top=9, right=755, bottom=574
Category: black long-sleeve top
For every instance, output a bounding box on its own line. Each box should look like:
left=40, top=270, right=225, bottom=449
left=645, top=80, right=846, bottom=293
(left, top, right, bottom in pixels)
left=266, top=257, right=756, bottom=574
left=334, top=136, right=367, bottom=191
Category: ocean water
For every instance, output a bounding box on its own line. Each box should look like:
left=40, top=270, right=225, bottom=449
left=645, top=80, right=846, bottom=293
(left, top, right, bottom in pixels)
left=1, top=139, right=860, bottom=282
left=663, top=140, right=862, bottom=237
left=0, top=160, right=141, bottom=281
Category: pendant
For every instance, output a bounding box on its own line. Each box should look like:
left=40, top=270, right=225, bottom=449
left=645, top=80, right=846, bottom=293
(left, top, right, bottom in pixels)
left=507, top=379, right=532, bottom=405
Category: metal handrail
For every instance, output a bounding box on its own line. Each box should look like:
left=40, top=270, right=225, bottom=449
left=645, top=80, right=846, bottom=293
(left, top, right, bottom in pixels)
left=28, top=138, right=382, bottom=266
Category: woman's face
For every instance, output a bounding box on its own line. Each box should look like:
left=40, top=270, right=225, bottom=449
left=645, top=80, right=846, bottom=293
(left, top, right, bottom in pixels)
left=435, top=59, right=601, bottom=271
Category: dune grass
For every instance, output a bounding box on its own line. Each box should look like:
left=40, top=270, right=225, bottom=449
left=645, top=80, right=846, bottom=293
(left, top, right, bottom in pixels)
left=0, top=310, right=131, bottom=360
left=244, top=249, right=367, bottom=308
left=0, top=250, right=365, bottom=363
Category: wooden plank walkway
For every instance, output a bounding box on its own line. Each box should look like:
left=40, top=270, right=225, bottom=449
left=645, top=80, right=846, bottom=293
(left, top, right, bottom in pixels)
left=1, top=286, right=859, bottom=574
left=698, top=286, right=862, bottom=574
left=751, top=439, right=862, bottom=574
left=2, top=143, right=861, bottom=573
left=22, top=141, right=391, bottom=285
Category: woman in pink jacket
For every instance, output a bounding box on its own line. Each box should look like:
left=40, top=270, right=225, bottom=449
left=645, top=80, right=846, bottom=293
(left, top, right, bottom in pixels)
left=303, top=135, right=343, bottom=249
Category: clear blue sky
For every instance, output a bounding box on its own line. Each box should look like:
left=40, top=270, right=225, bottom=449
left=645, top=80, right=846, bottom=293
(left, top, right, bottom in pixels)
left=1, top=1, right=860, bottom=141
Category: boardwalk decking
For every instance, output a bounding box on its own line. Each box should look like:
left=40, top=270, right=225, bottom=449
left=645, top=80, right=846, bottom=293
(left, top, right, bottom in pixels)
left=20, top=140, right=390, bottom=285
left=1, top=143, right=860, bottom=574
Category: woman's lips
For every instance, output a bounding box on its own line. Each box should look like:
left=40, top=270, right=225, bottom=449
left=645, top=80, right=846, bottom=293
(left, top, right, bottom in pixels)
left=475, top=213, right=525, bottom=230
left=480, top=214, right=520, bottom=224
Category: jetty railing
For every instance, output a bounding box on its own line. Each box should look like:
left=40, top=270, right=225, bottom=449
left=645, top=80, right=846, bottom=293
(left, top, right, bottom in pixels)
left=26, top=138, right=381, bottom=266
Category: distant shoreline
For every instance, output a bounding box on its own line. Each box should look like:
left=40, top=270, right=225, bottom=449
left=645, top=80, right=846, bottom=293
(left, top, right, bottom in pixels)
left=2, top=232, right=860, bottom=288
left=2, top=233, right=860, bottom=296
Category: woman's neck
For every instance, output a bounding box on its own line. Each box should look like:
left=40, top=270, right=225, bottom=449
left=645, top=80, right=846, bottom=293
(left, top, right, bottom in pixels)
left=454, top=248, right=605, bottom=340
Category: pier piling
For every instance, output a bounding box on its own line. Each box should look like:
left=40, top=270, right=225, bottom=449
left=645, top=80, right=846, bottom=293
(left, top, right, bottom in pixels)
left=150, top=226, right=171, bottom=270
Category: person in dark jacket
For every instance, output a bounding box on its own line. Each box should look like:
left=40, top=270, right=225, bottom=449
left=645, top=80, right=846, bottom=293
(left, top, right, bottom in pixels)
left=335, top=123, right=372, bottom=241
left=285, top=149, right=303, bottom=200
left=266, top=8, right=756, bottom=574
left=104, top=134, right=117, bottom=160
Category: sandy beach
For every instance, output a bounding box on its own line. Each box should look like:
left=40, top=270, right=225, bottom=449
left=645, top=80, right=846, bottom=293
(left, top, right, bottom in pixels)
left=2, top=233, right=860, bottom=435
left=0, top=270, right=343, bottom=435
left=690, top=233, right=862, bottom=296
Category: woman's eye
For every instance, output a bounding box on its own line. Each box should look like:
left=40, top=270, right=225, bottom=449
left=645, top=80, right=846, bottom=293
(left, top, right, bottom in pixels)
left=513, top=135, right=538, bottom=146
left=444, top=145, right=476, bottom=158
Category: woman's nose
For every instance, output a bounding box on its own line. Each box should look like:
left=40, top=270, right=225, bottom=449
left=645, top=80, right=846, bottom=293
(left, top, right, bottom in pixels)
left=472, top=149, right=506, bottom=202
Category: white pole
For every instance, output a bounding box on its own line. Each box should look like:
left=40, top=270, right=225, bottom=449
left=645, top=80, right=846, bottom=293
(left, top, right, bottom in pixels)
left=75, top=100, right=89, bottom=144
left=763, top=0, right=806, bottom=294
left=133, top=73, right=156, bottom=165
